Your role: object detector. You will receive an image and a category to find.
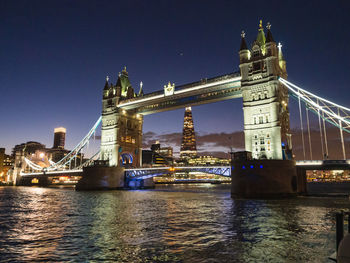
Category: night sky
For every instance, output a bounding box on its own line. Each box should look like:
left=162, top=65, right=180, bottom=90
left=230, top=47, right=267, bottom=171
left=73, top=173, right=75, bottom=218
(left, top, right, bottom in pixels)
left=1, top=0, right=350, bottom=158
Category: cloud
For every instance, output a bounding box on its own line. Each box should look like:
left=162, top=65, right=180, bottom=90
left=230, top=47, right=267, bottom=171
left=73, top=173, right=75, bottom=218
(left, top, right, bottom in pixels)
left=141, top=126, right=350, bottom=160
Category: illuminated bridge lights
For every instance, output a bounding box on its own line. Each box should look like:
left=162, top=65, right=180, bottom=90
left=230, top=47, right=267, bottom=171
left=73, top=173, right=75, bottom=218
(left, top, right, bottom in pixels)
left=279, top=78, right=350, bottom=133
left=124, top=166, right=231, bottom=179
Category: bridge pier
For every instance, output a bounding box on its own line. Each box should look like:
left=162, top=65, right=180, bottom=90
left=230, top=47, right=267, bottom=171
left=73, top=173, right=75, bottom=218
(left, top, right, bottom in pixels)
left=16, top=175, right=51, bottom=187
left=125, top=177, right=155, bottom=189
left=76, top=166, right=125, bottom=190
left=76, top=165, right=154, bottom=190
left=231, top=159, right=306, bottom=198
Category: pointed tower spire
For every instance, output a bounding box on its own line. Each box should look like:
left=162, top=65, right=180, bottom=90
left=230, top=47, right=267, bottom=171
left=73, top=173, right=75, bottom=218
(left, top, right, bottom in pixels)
left=138, top=81, right=144, bottom=96
left=240, top=30, right=248, bottom=51
left=278, top=42, right=287, bottom=71
left=265, top=22, right=275, bottom=43
left=104, top=76, right=109, bottom=90
left=278, top=42, right=285, bottom=60
left=256, top=19, right=266, bottom=47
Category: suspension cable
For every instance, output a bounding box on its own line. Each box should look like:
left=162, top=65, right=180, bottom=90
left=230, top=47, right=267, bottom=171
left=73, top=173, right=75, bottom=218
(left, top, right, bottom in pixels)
left=338, top=108, right=346, bottom=159
left=317, top=106, right=325, bottom=159
left=279, top=78, right=350, bottom=132
left=306, top=107, right=313, bottom=160
left=322, top=111, right=329, bottom=158
left=298, top=94, right=306, bottom=159
left=48, top=116, right=102, bottom=169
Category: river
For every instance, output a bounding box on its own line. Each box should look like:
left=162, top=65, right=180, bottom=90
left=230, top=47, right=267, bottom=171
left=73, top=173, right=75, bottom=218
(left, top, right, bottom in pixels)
left=0, top=184, right=348, bottom=262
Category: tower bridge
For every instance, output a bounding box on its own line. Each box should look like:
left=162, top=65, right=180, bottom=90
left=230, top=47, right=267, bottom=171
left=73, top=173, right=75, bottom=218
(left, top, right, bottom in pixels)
left=15, top=21, right=350, bottom=197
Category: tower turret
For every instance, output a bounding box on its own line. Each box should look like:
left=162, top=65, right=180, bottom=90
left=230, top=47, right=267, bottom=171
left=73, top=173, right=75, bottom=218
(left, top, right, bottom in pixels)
left=278, top=42, right=287, bottom=73
left=265, top=22, right=275, bottom=43
left=265, top=22, right=278, bottom=58
left=255, top=20, right=266, bottom=55
left=116, top=66, right=135, bottom=99
left=239, top=31, right=250, bottom=64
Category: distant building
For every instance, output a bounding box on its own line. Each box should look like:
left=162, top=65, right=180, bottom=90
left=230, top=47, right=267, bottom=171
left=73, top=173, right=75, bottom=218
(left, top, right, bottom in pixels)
left=11, top=139, right=83, bottom=181
left=0, top=148, right=14, bottom=182
left=143, top=142, right=174, bottom=167
left=159, top=147, right=173, bottom=159
left=0, top=148, right=4, bottom=175
left=53, top=127, right=66, bottom=149
left=151, top=141, right=161, bottom=153
left=11, top=141, right=47, bottom=180
left=187, top=155, right=230, bottom=166
left=180, top=107, right=197, bottom=159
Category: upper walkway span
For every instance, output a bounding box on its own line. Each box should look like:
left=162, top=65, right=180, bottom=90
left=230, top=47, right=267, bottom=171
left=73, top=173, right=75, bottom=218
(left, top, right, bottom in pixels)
left=118, top=73, right=241, bottom=115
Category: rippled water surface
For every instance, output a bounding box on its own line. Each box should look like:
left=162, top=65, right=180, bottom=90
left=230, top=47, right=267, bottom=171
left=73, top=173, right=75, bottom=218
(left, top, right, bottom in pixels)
left=0, top=184, right=349, bottom=262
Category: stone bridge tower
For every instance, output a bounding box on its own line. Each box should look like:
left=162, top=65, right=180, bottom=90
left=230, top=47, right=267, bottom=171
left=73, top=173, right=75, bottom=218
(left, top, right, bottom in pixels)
left=100, top=68, right=143, bottom=167
left=239, top=21, right=292, bottom=160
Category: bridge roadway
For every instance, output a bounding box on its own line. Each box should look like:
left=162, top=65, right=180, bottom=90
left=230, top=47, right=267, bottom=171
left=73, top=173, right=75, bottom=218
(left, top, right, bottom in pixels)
left=125, top=160, right=350, bottom=179
left=20, top=160, right=350, bottom=179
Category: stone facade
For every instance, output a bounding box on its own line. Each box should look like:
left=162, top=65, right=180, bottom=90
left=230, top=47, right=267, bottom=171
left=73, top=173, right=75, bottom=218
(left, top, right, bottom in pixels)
left=100, top=68, right=143, bottom=167
left=239, top=22, right=292, bottom=160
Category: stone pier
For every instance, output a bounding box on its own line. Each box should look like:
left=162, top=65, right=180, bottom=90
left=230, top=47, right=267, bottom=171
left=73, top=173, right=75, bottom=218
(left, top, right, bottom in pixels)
left=231, top=159, right=306, bottom=198
left=76, top=165, right=154, bottom=190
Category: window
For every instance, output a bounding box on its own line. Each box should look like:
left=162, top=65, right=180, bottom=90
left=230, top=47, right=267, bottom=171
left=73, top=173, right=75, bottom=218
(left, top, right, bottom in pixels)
left=254, top=117, right=257, bottom=124
left=261, top=147, right=266, bottom=151
left=259, top=116, right=263, bottom=124
left=265, top=116, right=269, bottom=123
left=260, top=138, right=265, bottom=145
left=253, top=62, right=261, bottom=71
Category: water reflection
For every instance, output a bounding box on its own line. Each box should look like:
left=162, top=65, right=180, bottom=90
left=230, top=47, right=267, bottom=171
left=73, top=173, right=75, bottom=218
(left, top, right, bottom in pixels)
left=0, top=185, right=349, bottom=262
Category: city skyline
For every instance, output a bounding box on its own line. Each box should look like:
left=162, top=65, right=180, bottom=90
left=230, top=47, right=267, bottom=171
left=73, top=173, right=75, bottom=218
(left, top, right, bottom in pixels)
left=1, top=1, right=350, bottom=158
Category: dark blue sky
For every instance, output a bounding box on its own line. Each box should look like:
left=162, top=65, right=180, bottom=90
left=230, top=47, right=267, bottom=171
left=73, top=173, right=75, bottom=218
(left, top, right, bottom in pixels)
left=1, top=0, right=350, bottom=154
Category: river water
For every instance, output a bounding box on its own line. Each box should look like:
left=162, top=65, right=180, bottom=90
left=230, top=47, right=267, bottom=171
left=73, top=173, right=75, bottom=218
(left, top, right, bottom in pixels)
left=0, top=184, right=349, bottom=262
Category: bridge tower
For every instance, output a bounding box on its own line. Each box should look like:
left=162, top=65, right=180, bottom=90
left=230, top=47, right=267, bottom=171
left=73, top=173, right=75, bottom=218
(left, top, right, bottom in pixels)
left=100, top=68, right=143, bottom=167
left=239, top=21, right=292, bottom=160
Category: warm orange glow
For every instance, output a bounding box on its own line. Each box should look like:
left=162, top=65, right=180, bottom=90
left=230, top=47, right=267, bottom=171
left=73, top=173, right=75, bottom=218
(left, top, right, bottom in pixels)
left=59, top=176, right=68, bottom=181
